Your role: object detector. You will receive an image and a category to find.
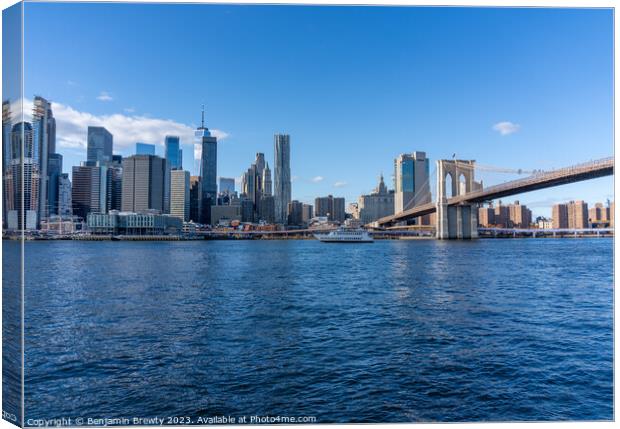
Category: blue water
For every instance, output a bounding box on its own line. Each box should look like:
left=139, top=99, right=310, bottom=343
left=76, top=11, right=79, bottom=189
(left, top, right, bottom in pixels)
left=6, top=238, right=615, bottom=423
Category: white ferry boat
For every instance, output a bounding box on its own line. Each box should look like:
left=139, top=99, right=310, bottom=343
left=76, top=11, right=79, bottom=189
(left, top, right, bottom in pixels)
left=314, top=227, right=374, bottom=243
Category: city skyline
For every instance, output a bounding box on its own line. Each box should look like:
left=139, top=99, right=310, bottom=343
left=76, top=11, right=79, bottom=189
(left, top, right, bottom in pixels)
left=14, top=3, right=615, bottom=216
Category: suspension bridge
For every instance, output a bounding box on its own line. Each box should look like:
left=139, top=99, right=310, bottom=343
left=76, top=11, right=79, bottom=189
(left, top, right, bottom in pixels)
left=373, top=156, right=614, bottom=239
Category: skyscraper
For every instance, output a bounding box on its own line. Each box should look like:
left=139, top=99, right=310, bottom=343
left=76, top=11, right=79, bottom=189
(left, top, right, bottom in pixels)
left=315, top=195, right=346, bottom=223
left=262, top=163, right=272, bottom=196
left=274, top=133, right=291, bottom=224
left=136, top=142, right=156, bottom=156
left=47, top=153, right=63, bottom=216
left=165, top=135, right=182, bottom=170
left=87, top=126, right=113, bottom=164
left=121, top=154, right=167, bottom=213
left=58, top=173, right=72, bottom=216
left=196, top=107, right=217, bottom=224
left=5, top=122, right=39, bottom=230
left=71, top=163, right=109, bottom=220
left=32, top=96, right=56, bottom=221
left=219, top=177, right=235, bottom=195
left=170, top=169, right=190, bottom=221
left=287, top=200, right=304, bottom=226
left=189, top=176, right=202, bottom=223
left=394, top=151, right=431, bottom=214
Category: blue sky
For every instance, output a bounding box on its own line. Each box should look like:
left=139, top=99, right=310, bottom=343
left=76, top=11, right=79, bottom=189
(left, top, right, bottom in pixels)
left=21, top=3, right=613, bottom=216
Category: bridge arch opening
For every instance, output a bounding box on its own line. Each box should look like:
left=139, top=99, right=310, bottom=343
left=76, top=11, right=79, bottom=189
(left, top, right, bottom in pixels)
left=444, top=171, right=454, bottom=198
left=458, top=173, right=467, bottom=196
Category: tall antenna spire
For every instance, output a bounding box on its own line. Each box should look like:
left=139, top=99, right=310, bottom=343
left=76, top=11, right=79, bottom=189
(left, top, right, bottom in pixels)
left=201, top=104, right=205, bottom=129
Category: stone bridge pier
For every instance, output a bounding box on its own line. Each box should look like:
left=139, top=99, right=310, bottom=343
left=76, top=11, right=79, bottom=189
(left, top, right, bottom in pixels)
left=436, top=159, right=479, bottom=239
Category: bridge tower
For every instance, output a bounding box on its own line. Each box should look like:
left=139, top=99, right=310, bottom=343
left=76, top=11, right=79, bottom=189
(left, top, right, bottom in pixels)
left=436, top=159, right=479, bottom=239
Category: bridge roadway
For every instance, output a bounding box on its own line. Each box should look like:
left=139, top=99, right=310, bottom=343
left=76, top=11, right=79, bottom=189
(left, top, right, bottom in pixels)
left=375, top=157, right=614, bottom=227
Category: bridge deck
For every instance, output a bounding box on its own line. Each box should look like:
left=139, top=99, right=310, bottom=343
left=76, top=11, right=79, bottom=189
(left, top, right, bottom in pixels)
left=376, top=157, right=614, bottom=226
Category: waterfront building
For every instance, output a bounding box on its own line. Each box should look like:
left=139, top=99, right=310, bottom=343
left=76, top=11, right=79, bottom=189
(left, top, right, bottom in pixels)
left=537, top=219, right=553, bottom=229
left=40, top=215, right=84, bottom=235
left=87, top=126, right=113, bottom=164
left=71, top=163, right=110, bottom=220
left=87, top=211, right=182, bottom=235
left=357, top=174, right=395, bottom=224
left=287, top=200, right=304, bottom=226
left=589, top=202, right=611, bottom=227
left=121, top=155, right=167, bottom=213
left=567, top=200, right=588, bottom=229
left=478, top=204, right=495, bottom=227
left=219, top=177, right=235, bottom=195
left=494, top=201, right=510, bottom=227
left=508, top=201, right=532, bottom=228
left=135, top=142, right=155, bottom=156
left=315, top=195, right=346, bottom=223
left=211, top=205, right=242, bottom=226
left=302, top=204, right=314, bottom=224
left=170, top=169, right=190, bottom=221
left=394, top=151, right=431, bottom=214
left=164, top=136, right=182, bottom=170
left=5, top=122, right=39, bottom=230
left=274, top=133, right=291, bottom=224
left=58, top=173, right=72, bottom=216
left=552, top=203, right=569, bottom=229
left=196, top=107, right=217, bottom=224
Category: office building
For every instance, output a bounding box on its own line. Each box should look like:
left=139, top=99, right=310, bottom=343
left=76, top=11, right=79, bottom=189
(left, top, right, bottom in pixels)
left=315, top=195, right=346, bottom=223
left=71, top=163, right=109, bottom=220
left=196, top=107, right=217, bottom=224
left=165, top=135, right=182, bottom=170
left=58, top=173, right=72, bottom=216
left=262, top=163, right=272, bottom=196
left=87, top=126, right=113, bottom=164
left=394, top=151, right=431, bottom=214
left=121, top=155, right=167, bottom=213
left=357, top=174, right=395, bottom=224
left=219, top=177, right=235, bottom=195
left=241, top=198, right=254, bottom=223
left=274, top=133, right=291, bottom=224
left=135, top=142, right=155, bottom=156
left=170, top=169, right=190, bottom=221
left=47, top=153, right=63, bottom=216
left=189, top=176, right=202, bottom=223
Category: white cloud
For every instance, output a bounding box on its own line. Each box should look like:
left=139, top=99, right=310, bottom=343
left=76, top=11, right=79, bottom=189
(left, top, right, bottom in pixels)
left=311, top=176, right=324, bottom=183
left=97, top=91, right=113, bottom=102
left=334, top=181, right=347, bottom=188
left=492, top=121, right=520, bottom=136
left=11, top=98, right=229, bottom=158
left=291, top=175, right=299, bottom=182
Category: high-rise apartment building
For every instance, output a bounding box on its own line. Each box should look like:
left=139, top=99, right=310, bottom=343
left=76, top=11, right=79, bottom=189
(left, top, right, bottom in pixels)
left=170, top=169, right=190, bottom=221
left=567, top=200, right=588, bottom=229
left=5, top=122, right=39, bottom=230
left=47, top=153, right=63, bottom=216
left=87, top=126, right=113, bottom=164
left=394, top=151, right=430, bottom=214
left=508, top=201, right=532, bottom=228
left=302, top=204, right=314, bottom=223
left=165, top=136, right=182, bottom=170
left=196, top=108, right=217, bottom=224
left=274, top=133, right=291, bottom=224
left=552, top=203, right=569, bottom=229
left=121, top=155, right=167, bottom=213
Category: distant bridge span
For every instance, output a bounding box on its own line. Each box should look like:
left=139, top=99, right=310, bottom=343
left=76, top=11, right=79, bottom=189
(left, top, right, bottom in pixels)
left=375, top=157, right=614, bottom=227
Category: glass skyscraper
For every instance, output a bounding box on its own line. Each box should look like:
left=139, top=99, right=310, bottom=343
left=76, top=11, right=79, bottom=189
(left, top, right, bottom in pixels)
left=274, top=133, right=291, bottom=224
left=393, top=151, right=431, bottom=214
left=164, top=135, right=182, bottom=170
left=135, top=142, right=155, bottom=156
left=87, top=126, right=113, bottom=164
left=196, top=108, right=217, bottom=225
